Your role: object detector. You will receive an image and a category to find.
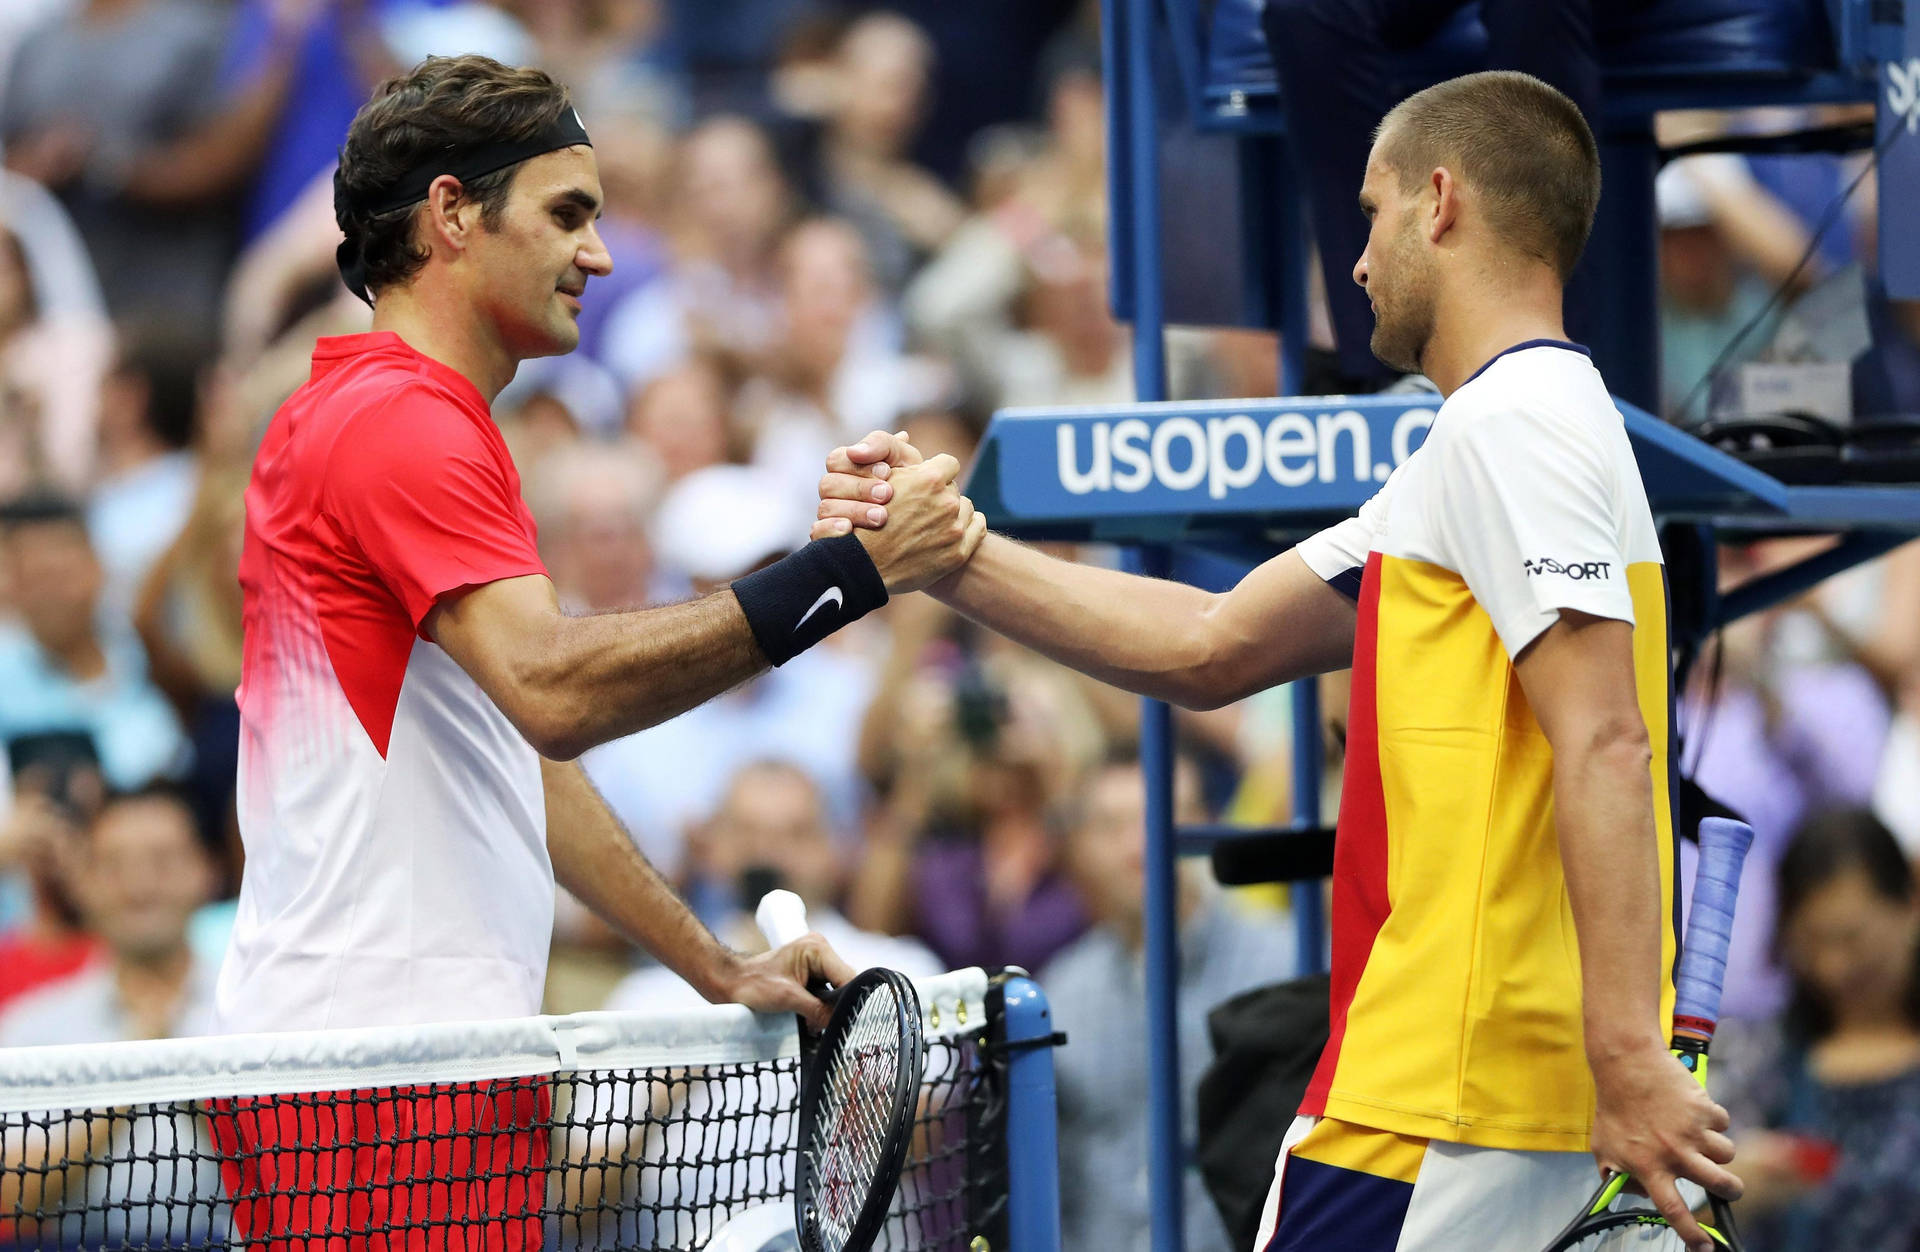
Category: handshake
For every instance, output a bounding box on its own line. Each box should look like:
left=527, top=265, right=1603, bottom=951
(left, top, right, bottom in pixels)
left=811, top=429, right=986, bottom=595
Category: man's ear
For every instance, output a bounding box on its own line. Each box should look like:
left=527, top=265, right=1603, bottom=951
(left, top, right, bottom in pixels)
left=1428, top=165, right=1460, bottom=244
left=423, top=173, right=481, bottom=254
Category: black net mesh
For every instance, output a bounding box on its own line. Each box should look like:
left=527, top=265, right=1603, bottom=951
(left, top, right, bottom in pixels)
left=1, top=1028, right=1004, bottom=1251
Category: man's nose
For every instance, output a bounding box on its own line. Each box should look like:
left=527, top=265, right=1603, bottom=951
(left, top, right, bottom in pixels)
left=581, top=226, right=613, bottom=277
left=1352, top=253, right=1369, bottom=289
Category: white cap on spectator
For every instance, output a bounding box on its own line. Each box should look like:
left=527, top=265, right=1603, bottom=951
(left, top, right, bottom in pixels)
left=381, top=2, right=534, bottom=67
left=1656, top=154, right=1754, bottom=231
left=652, top=464, right=814, bottom=583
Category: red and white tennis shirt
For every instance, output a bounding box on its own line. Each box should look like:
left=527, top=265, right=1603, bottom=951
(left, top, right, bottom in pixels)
left=214, top=332, right=554, bottom=1032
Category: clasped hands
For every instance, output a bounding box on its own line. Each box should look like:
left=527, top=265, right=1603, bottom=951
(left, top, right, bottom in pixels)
left=814, top=430, right=984, bottom=594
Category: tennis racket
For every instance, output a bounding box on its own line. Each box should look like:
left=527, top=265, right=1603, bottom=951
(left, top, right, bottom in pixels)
left=755, top=890, right=926, bottom=1252
left=1540, top=817, right=1755, bottom=1252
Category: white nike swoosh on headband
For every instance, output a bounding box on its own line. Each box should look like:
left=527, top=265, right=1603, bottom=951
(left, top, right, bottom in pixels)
left=795, top=586, right=844, bottom=632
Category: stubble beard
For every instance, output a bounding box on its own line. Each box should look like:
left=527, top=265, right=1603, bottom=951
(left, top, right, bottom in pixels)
left=1368, top=225, right=1433, bottom=376
left=1369, top=303, right=1429, bottom=376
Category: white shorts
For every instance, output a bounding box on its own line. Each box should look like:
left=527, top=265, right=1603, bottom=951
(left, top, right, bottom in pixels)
left=1251, top=1114, right=1600, bottom=1252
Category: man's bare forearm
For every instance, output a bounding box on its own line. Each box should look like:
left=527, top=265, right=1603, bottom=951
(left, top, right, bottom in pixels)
left=1554, top=728, right=1669, bottom=1063
left=530, top=591, right=768, bottom=758
left=542, top=759, right=740, bottom=1001
left=932, top=534, right=1353, bottom=709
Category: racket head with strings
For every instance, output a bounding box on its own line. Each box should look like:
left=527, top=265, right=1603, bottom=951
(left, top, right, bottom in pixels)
left=1538, top=818, right=1755, bottom=1252
left=792, top=965, right=925, bottom=1252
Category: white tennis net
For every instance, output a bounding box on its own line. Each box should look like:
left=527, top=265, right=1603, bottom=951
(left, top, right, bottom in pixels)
left=0, top=968, right=1003, bottom=1251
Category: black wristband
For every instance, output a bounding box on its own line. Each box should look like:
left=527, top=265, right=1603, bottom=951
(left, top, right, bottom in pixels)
left=732, top=535, right=888, bottom=667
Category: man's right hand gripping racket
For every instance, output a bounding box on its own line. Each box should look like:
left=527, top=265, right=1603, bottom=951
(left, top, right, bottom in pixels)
left=755, top=890, right=926, bottom=1252
left=1540, top=818, right=1755, bottom=1252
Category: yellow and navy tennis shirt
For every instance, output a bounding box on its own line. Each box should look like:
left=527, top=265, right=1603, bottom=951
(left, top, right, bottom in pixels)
left=1293, top=341, right=1678, bottom=1152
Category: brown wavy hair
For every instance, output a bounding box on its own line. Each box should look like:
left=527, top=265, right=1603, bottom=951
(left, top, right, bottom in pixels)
left=334, top=55, right=574, bottom=299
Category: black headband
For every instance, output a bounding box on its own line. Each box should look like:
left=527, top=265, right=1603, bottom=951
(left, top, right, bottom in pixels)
left=335, top=107, right=592, bottom=305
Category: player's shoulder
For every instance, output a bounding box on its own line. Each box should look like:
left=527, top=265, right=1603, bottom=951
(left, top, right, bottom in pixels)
left=1438, top=343, right=1619, bottom=453
left=330, top=359, right=481, bottom=435
left=305, top=363, right=496, bottom=476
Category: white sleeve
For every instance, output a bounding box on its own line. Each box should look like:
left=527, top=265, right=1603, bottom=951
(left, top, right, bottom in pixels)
left=1429, top=409, right=1635, bottom=659
left=1293, top=468, right=1400, bottom=599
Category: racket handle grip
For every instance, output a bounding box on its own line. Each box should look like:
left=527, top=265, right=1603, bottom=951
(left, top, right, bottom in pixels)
left=756, top=889, right=811, bottom=949
left=1673, top=817, right=1755, bottom=1035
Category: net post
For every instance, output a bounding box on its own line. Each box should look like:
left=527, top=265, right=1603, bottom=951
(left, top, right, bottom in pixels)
left=997, top=974, right=1063, bottom=1252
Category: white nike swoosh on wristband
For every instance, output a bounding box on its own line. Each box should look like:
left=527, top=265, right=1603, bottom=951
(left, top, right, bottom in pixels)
left=795, top=586, right=844, bottom=632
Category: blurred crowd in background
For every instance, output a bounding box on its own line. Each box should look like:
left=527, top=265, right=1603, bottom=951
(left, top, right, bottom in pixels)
left=0, top=1, right=1915, bottom=1249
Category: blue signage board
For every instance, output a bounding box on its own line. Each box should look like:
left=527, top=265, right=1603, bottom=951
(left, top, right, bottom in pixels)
left=968, top=394, right=1799, bottom=546
left=1881, top=0, right=1920, bottom=299
left=980, top=396, right=1436, bottom=526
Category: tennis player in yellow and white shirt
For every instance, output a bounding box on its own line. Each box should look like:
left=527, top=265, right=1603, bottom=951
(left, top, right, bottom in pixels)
left=815, top=71, right=1743, bottom=1252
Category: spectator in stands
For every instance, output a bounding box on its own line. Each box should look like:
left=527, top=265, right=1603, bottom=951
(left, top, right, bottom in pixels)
left=1656, top=154, right=1814, bottom=423
left=601, top=116, right=795, bottom=389
left=213, top=0, right=396, bottom=243
left=1018, top=226, right=1131, bottom=405
left=218, top=166, right=364, bottom=367
left=519, top=0, right=683, bottom=134
left=88, top=328, right=203, bottom=616
left=496, top=349, right=627, bottom=446
left=133, top=465, right=248, bottom=874
left=878, top=0, right=1089, bottom=185
left=492, top=375, right=591, bottom=471
left=1046, top=752, right=1293, bottom=1252
left=812, top=12, right=964, bottom=295
left=0, top=494, right=187, bottom=795
left=904, top=48, right=1111, bottom=413
left=526, top=442, right=665, bottom=615
left=610, top=758, right=940, bottom=1010
left=846, top=598, right=1098, bottom=973
left=579, top=465, right=876, bottom=881
left=0, top=760, right=101, bottom=1013
left=1716, top=809, right=1920, bottom=1251
left=1864, top=543, right=1920, bottom=855
left=741, top=216, right=941, bottom=502
left=911, top=220, right=1136, bottom=412
left=0, top=208, right=112, bottom=495
left=0, top=783, right=218, bottom=1045
left=625, top=355, right=738, bottom=486
left=0, top=783, right=223, bottom=1250
left=1686, top=540, right=1896, bottom=1022
left=1, top=0, right=325, bottom=330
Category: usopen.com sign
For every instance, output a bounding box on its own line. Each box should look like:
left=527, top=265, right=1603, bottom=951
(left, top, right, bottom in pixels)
left=978, top=396, right=1436, bottom=523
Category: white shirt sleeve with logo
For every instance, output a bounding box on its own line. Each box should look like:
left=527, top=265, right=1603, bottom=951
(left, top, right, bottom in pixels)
left=1426, top=403, right=1635, bottom=660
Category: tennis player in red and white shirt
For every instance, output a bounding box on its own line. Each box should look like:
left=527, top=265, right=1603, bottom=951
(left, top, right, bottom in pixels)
left=209, top=56, right=983, bottom=1249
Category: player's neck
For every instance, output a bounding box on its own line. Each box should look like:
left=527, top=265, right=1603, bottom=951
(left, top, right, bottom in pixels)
left=1420, top=272, right=1568, bottom=398
left=370, top=285, right=519, bottom=405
